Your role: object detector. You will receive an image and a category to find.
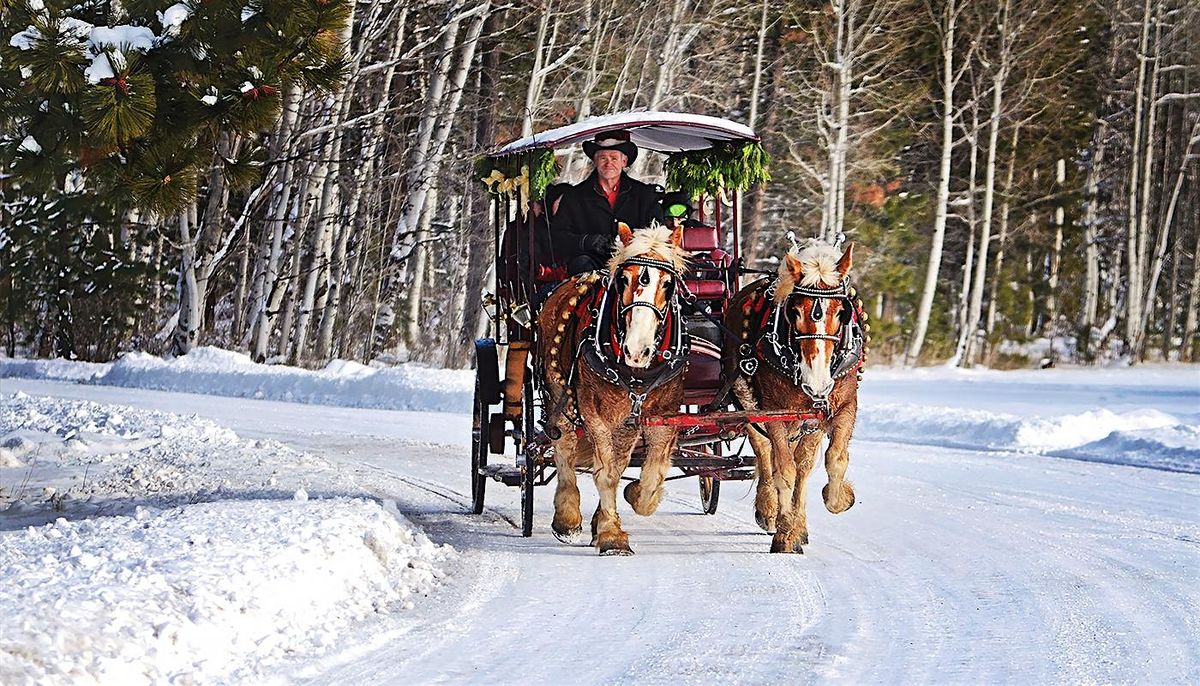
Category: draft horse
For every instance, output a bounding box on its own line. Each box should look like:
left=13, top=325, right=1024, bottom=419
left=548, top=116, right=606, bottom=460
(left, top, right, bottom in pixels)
left=723, top=240, right=866, bottom=554
left=536, top=223, right=691, bottom=555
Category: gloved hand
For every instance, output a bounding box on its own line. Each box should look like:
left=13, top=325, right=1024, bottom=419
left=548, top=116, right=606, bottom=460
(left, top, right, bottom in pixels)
left=579, top=233, right=612, bottom=255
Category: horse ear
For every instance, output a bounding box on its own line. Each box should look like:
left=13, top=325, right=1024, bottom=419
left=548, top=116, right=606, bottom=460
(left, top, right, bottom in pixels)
left=617, top=222, right=635, bottom=246
left=837, top=242, right=854, bottom=276
left=669, top=225, right=684, bottom=247
left=784, top=251, right=804, bottom=280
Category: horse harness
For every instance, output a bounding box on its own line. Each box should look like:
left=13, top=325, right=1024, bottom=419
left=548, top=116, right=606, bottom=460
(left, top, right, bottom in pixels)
left=559, top=256, right=689, bottom=427
left=733, top=276, right=866, bottom=411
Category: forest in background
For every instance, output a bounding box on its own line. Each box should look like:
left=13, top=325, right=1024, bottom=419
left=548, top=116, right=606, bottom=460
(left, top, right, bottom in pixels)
left=1, top=0, right=1197, bottom=369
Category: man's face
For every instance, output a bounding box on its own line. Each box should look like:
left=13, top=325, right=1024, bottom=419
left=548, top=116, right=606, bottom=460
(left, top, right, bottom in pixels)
left=594, top=149, right=628, bottom=182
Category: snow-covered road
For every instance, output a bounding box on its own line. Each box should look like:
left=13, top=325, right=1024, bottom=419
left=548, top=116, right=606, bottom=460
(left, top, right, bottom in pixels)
left=5, top=376, right=1198, bottom=684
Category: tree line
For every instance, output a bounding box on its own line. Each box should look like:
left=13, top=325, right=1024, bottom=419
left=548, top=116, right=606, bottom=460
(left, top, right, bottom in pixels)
left=1, top=0, right=1197, bottom=368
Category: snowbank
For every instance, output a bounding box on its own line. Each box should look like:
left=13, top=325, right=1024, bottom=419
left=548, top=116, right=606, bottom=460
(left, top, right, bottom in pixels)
left=857, top=404, right=1200, bottom=474
left=0, top=356, right=112, bottom=382
left=4, top=351, right=1198, bottom=473
left=0, top=393, right=454, bottom=685
left=2, top=347, right=473, bottom=413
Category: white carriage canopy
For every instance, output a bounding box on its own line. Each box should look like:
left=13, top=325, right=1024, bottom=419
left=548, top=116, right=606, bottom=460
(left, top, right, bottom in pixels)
left=492, top=111, right=759, bottom=156
left=478, top=111, right=770, bottom=201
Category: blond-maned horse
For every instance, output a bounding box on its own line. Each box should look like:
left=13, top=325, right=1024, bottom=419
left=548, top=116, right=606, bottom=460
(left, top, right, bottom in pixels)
left=723, top=240, right=865, bottom=553
left=537, top=223, right=691, bottom=555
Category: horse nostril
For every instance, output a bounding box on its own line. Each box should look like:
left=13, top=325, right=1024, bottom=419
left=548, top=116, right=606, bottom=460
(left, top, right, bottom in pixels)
left=623, top=345, right=632, bottom=359
left=642, top=346, right=653, bottom=359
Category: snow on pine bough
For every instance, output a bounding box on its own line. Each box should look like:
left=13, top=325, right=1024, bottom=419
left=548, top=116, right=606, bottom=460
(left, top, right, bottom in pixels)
left=469, top=112, right=864, bottom=552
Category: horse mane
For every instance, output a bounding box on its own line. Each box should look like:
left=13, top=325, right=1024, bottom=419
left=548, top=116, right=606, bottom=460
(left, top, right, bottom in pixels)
left=606, top=222, right=691, bottom=275
left=774, top=239, right=846, bottom=304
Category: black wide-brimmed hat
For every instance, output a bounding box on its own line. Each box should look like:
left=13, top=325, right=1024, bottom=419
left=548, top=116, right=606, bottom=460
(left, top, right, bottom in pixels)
left=582, top=130, right=638, bottom=164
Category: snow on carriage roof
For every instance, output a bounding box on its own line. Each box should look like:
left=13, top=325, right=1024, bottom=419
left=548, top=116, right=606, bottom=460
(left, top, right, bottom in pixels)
left=491, top=111, right=759, bottom=157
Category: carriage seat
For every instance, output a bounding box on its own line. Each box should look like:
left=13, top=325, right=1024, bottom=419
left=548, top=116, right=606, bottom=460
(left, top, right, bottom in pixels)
left=682, top=225, right=731, bottom=308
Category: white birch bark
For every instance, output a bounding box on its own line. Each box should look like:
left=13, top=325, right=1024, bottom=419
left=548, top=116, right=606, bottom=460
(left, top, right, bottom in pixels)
left=172, top=204, right=201, bottom=356
left=959, top=0, right=1012, bottom=367
left=986, top=126, right=1021, bottom=337
left=1123, top=0, right=1154, bottom=348
left=1139, top=119, right=1200, bottom=357
left=249, top=88, right=302, bottom=359
left=1044, top=158, right=1066, bottom=329
left=952, top=114, right=980, bottom=364
left=907, top=0, right=958, bottom=365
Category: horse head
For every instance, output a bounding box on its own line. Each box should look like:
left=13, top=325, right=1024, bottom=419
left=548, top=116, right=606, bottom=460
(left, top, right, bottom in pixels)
left=607, top=222, right=688, bottom=369
left=775, top=240, right=855, bottom=404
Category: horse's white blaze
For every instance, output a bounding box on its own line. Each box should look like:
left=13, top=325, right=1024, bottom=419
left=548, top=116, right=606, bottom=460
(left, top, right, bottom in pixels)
left=623, top=267, right=666, bottom=369
left=799, top=307, right=837, bottom=398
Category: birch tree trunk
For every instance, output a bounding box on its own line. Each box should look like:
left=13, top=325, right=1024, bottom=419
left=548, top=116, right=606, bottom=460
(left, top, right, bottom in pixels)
left=1139, top=119, right=1200, bottom=358
left=905, top=0, right=957, bottom=365
left=1045, top=158, right=1066, bottom=328
left=1123, top=0, right=1154, bottom=350
left=953, top=114, right=980, bottom=363
left=172, top=204, right=202, bottom=356
left=1132, top=9, right=1164, bottom=358
left=1183, top=227, right=1200, bottom=361
left=249, top=88, right=302, bottom=360
left=960, top=0, right=1011, bottom=367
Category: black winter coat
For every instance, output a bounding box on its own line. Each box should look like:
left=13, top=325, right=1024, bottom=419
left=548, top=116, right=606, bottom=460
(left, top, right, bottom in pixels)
left=549, top=172, right=664, bottom=263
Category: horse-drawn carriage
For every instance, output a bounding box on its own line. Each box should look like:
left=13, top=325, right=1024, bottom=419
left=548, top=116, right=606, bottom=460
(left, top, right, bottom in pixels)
left=470, top=112, right=867, bottom=553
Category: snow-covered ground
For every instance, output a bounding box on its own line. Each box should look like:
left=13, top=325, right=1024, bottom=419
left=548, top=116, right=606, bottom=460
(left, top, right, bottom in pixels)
left=0, top=391, right=452, bottom=685
left=2, top=353, right=1199, bottom=684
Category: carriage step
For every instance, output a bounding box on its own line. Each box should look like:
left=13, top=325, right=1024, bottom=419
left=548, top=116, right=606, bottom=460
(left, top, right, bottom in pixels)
left=481, top=463, right=524, bottom=486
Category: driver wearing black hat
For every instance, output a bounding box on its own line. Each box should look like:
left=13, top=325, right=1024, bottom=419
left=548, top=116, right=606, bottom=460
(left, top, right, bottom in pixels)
left=552, top=130, right=664, bottom=275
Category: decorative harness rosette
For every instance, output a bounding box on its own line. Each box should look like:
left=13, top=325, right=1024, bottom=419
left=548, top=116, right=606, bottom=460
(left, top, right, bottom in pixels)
left=737, top=276, right=866, bottom=409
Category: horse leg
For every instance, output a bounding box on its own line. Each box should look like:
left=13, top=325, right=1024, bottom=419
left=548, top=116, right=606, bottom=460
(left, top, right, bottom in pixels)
left=822, top=411, right=857, bottom=514
left=550, top=423, right=583, bottom=543
left=734, top=379, right=777, bottom=532
left=766, top=421, right=801, bottom=553
left=624, top=425, right=675, bottom=516
left=747, top=424, right=777, bottom=532
left=785, top=431, right=823, bottom=549
left=587, top=422, right=633, bottom=556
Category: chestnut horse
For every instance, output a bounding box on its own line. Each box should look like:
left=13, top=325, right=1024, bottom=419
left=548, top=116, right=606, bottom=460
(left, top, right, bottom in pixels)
left=537, top=223, right=690, bottom=555
left=723, top=240, right=866, bottom=553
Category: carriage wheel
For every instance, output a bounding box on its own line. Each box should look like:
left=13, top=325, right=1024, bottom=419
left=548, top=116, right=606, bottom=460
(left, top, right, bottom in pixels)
left=699, top=477, right=720, bottom=515
left=471, top=340, right=500, bottom=515
left=471, top=378, right=489, bottom=515
left=520, top=374, right=536, bottom=537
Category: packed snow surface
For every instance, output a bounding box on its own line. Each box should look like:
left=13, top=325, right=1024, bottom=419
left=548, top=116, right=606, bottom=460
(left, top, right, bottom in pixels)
left=1, top=353, right=1198, bottom=683
left=0, top=393, right=452, bottom=685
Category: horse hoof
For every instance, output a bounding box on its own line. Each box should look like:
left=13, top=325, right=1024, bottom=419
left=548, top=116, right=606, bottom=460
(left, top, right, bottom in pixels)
left=823, top=482, right=856, bottom=514
left=552, top=524, right=583, bottom=544
left=623, top=480, right=640, bottom=507
left=799, top=532, right=809, bottom=546
left=769, top=538, right=804, bottom=554
left=755, top=511, right=776, bottom=534
left=599, top=544, right=634, bottom=556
